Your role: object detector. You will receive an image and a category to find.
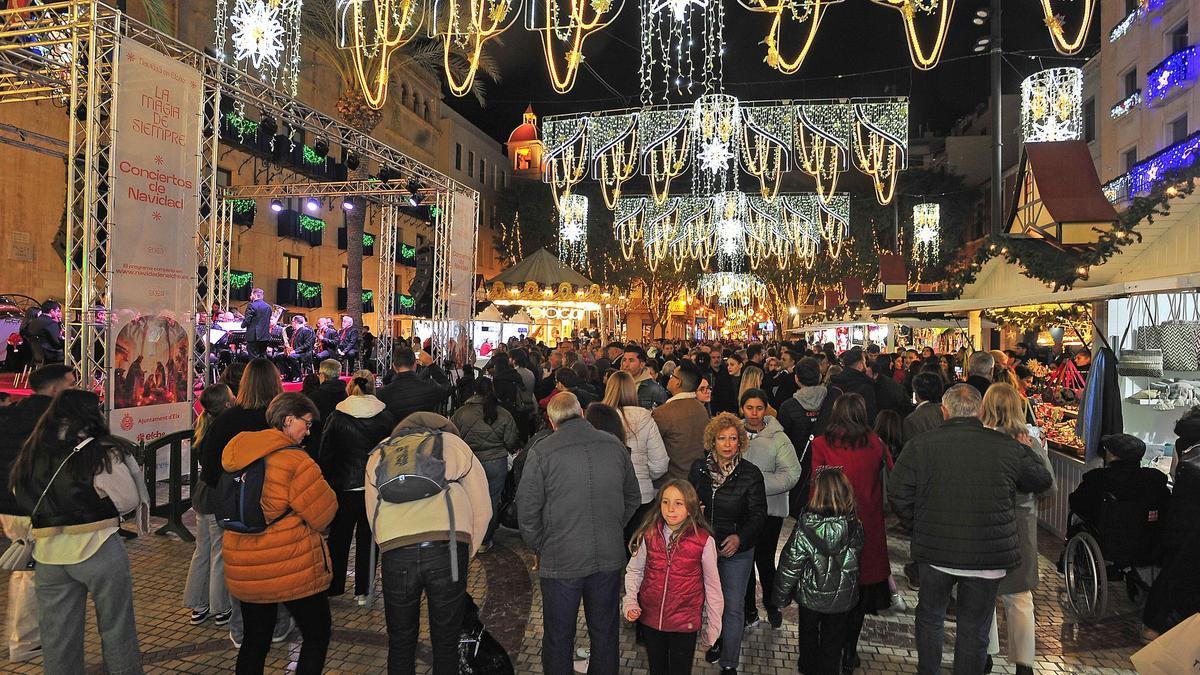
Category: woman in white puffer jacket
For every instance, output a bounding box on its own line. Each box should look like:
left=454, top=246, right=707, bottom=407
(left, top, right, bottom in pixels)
left=602, top=371, right=669, bottom=541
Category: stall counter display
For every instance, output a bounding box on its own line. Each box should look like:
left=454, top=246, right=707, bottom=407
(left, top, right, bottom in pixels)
left=1034, top=401, right=1085, bottom=457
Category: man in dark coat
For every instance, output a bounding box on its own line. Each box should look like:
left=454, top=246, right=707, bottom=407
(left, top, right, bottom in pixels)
left=335, top=315, right=361, bottom=368
left=871, top=355, right=913, bottom=418
left=965, top=351, right=994, bottom=397
left=829, top=348, right=878, bottom=422
left=768, top=349, right=801, bottom=409
left=1068, top=434, right=1170, bottom=542
left=377, top=346, right=449, bottom=422
left=0, top=364, right=77, bottom=661
left=241, top=288, right=273, bottom=358
left=903, top=372, right=946, bottom=446
left=25, top=300, right=64, bottom=363
left=889, top=384, right=1053, bottom=675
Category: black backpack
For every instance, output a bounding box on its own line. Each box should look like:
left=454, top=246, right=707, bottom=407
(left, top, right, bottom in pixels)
left=214, top=448, right=298, bottom=533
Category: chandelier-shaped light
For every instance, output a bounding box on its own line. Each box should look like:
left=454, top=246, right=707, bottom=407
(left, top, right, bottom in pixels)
left=710, top=191, right=749, bottom=269
left=543, top=117, right=589, bottom=208
left=738, top=0, right=841, bottom=73
left=699, top=272, right=767, bottom=307
left=216, top=0, right=305, bottom=95
left=1038, top=0, right=1096, bottom=55
left=640, top=0, right=723, bottom=103
left=869, top=0, right=954, bottom=70
left=795, top=103, right=851, bottom=202
left=1020, top=67, right=1082, bottom=143
left=336, top=0, right=424, bottom=109
left=430, top=0, right=521, bottom=97
left=638, top=108, right=692, bottom=204
left=558, top=194, right=589, bottom=268
left=589, top=112, right=639, bottom=208
left=693, top=94, right=742, bottom=195
left=528, top=0, right=625, bottom=93
left=852, top=99, right=908, bottom=205
left=912, top=202, right=940, bottom=263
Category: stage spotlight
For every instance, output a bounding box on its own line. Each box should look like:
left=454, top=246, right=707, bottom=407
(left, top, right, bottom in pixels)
left=270, top=199, right=284, bottom=213
left=305, top=197, right=321, bottom=212
left=342, top=200, right=354, bottom=211
left=407, top=179, right=423, bottom=207
left=345, top=153, right=360, bottom=171
left=314, top=139, right=329, bottom=157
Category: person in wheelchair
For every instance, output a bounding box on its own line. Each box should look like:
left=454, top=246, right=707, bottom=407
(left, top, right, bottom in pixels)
left=1067, top=434, right=1171, bottom=573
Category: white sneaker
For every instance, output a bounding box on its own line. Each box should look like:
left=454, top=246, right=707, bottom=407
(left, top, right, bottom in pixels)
left=355, top=595, right=369, bottom=606
left=230, top=633, right=242, bottom=649
left=271, top=618, right=295, bottom=643
left=575, top=647, right=590, bottom=659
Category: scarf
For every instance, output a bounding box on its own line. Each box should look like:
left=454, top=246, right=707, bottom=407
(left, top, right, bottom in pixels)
left=705, top=452, right=739, bottom=490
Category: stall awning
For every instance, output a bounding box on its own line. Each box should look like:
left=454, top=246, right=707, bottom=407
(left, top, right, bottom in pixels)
left=487, top=248, right=594, bottom=288
left=1008, top=141, right=1118, bottom=246
left=876, top=272, right=1200, bottom=315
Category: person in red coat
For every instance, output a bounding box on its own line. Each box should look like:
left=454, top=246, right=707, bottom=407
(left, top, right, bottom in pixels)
left=812, top=392, right=894, bottom=673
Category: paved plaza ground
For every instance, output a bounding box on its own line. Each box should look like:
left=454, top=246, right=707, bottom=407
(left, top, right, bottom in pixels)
left=0, top=512, right=1144, bottom=674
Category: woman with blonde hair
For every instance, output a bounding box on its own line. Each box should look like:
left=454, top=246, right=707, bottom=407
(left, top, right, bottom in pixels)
left=603, top=371, right=670, bottom=540
left=688, top=413, right=767, bottom=673
left=738, top=366, right=776, bottom=417
left=981, top=383, right=1056, bottom=675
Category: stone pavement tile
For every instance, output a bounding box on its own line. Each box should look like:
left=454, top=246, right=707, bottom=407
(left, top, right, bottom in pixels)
left=0, top=511, right=1145, bottom=674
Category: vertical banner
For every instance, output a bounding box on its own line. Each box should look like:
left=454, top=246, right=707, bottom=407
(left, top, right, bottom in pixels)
left=108, top=38, right=201, bottom=450
left=448, top=191, right=478, bottom=365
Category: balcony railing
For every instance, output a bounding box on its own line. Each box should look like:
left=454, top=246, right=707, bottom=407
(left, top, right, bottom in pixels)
left=1129, top=129, right=1200, bottom=196
left=1103, top=175, right=1131, bottom=204
left=1146, top=45, right=1200, bottom=104
left=1109, top=7, right=1140, bottom=42
left=1110, top=90, right=1141, bottom=120
left=277, top=278, right=323, bottom=309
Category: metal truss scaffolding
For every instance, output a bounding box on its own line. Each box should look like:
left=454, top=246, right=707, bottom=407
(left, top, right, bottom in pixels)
left=0, top=1, right=475, bottom=412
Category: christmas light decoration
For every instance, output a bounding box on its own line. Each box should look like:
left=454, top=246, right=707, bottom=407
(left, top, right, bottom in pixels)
left=1110, top=91, right=1141, bottom=120
left=640, top=0, right=723, bottom=103
left=1129, top=130, right=1200, bottom=196
left=430, top=0, right=520, bottom=98
left=711, top=191, right=749, bottom=267
left=1145, top=46, right=1200, bottom=105
left=1020, top=67, right=1082, bottom=142
left=299, top=214, right=327, bottom=232
left=336, top=0, right=423, bottom=109
left=297, top=281, right=323, bottom=299
left=739, top=0, right=841, bottom=74
left=741, top=104, right=793, bottom=200
left=795, top=102, right=850, bottom=201
left=614, top=197, right=646, bottom=259
left=558, top=194, right=589, bottom=268
left=912, top=202, right=939, bottom=263
left=543, top=117, right=589, bottom=208
left=638, top=108, right=692, bottom=204
left=1109, top=5, right=1139, bottom=42
left=698, top=272, right=766, bottom=307
left=870, top=0, right=955, bottom=70
left=589, top=112, right=639, bottom=208
left=1038, top=0, right=1095, bottom=54
left=228, top=271, right=255, bottom=288
left=692, top=94, right=741, bottom=194
left=528, top=0, right=625, bottom=93
left=852, top=99, right=908, bottom=204
left=216, top=0, right=305, bottom=95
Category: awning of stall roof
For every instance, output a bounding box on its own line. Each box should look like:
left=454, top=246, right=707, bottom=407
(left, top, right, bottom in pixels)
left=505, top=307, right=534, bottom=325
left=474, top=302, right=505, bottom=322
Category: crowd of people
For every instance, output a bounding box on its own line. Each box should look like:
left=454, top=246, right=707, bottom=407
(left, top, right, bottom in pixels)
left=0, top=332, right=1197, bottom=675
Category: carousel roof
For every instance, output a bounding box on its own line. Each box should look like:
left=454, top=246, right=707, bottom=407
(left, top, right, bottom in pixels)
left=487, top=248, right=595, bottom=288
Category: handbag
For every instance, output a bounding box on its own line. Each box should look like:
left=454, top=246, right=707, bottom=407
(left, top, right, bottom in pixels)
left=1159, top=292, right=1200, bottom=371
left=0, top=436, right=95, bottom=571
left=1119, top=296, right=1165, bottom=379
left=1136, top=294, right=1162, bottom=350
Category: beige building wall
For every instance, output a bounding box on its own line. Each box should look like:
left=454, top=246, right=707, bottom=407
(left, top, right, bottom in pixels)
left=0, top=0, right=502, bottom=330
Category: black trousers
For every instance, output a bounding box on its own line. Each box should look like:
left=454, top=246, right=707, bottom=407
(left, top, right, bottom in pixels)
left=381, top=542, right=469, bottom=675
left=745, top=515, right=784, bottom=615
left=327, top=490, right=375, bottom=596
left=797, top=605, right=851, bottom=675
left=236, top=593, right=330, bottom=675
left=642, top=624, right=698, bottom=675
left=247, top=340, right=269, bottom=359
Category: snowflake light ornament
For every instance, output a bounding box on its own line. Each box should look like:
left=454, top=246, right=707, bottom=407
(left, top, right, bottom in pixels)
left=698, top=138, right=735, bottom=174
left=230, top=0, right=286, bottom=70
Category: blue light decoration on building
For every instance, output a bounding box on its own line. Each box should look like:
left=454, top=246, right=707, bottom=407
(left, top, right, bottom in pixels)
left=1129, top=130, right=1200, bottom=196
left=1145, top=46, right=1200, bottom=104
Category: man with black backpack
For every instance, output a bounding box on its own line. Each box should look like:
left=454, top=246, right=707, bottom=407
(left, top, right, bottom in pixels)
left=365, top=411, right=492, bottom=675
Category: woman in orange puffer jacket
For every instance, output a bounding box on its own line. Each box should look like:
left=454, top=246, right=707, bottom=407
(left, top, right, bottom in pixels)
left=222, top=392, right=338, bottom=675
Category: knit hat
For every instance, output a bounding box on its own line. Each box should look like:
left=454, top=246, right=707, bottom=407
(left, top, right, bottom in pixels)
left=1101, top=434, right=1146, bottom=462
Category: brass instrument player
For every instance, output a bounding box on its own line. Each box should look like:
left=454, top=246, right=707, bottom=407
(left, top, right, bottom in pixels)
left=315, top=318, right=338, bottom=362
left=274, top=315, right=316, bottom=381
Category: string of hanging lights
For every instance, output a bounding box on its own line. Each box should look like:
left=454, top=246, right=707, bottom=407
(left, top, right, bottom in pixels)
left=558, top=193, right=589, bottom=269
left=1037, top=0, right=1097, bottom=55
left=335, top=0, right=423, bottom=109
left=912, top=202, right=940, bottom=264
left=699, top=272, right=767, bottom=307
left=216, top=0, right=305, bottom=95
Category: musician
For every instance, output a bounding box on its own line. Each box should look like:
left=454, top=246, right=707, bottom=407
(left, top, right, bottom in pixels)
left=26, top=300, right=64, bottom=363
left=275, top=315, right=316, bottom=382
left=241, top=288, right=272, bottom=358
left=336, top=315, right=360, bottom=369
left=314, top=318, right=338, bottom=362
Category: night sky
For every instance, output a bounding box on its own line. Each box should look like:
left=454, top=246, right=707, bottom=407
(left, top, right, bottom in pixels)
left=443, top=1, right=1098, bottom=144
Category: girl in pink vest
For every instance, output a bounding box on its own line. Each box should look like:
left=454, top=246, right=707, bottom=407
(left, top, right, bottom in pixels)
left=624, top=479, right=724, bottom=674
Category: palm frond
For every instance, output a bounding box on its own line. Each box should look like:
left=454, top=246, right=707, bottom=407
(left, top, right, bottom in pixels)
left=300, top=0, right=356, bottom=91
left=138, top=0, right=175, bottom=35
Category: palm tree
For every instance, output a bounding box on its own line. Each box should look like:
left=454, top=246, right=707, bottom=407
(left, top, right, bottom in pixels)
left=303, top=0, right=500, bottom=337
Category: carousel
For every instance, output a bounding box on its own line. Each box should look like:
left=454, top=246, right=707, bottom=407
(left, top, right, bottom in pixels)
left=485, top=248, right=605, bottom=346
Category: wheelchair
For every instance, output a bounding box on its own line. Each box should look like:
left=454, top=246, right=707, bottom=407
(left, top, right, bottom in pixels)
left=1063, top=493, right=1163, bottom=623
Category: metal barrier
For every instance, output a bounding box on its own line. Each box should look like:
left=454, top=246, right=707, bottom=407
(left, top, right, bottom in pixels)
left=142, top=430, right=196, bottom=543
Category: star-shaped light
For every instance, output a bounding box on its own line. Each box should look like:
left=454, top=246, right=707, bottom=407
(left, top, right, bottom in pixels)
left=650, top=0, right=706, bottom=22
left=230, top=0, right=286, bottom=70
left=914, top=224, right=937, bottom=244
left=1159, top=69, right=1173, bottom=88
left=560, top=220, right=585, bottom=242
left=698, top=138, right=734, bottom=174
